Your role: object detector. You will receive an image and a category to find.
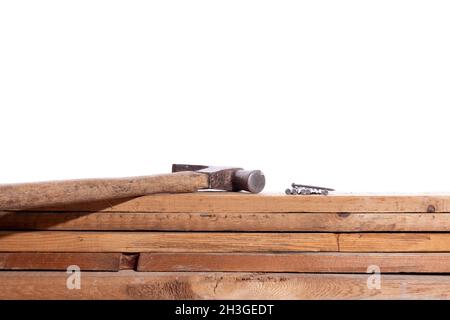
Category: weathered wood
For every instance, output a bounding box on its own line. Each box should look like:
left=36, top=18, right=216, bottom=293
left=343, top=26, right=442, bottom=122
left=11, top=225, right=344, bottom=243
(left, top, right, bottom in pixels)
left=26, top=192, right=450, bottom=213
left=137, top=252, right=450, bottom=273
left=2, top=271, right=450, bottom=299
left=3, top=232, right=450, bottom=253
left=119, top=253, right=139, bottom=270
left=0, top=172, right=208, bottom=210
left=29, top=192, right=450, bottom=213
left=2, top=211, right=450, bottom=231
left=0, top=232, right=338, bottom=252
left=340, top=233, right=450, bottom=252
left=0, top=253, right=124, bottom=271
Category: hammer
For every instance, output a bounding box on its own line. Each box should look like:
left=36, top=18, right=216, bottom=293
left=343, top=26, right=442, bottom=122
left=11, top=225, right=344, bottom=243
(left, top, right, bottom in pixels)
left=0, top=164, right=265, bottom=210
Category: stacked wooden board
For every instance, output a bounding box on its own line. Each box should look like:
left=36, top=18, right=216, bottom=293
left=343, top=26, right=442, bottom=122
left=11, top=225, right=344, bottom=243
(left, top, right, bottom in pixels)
left=2, top=192, right=450, bottom=299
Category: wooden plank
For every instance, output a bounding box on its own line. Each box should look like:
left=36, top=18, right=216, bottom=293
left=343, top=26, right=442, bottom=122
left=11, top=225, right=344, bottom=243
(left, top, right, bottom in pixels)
left=2, top=211, right=450, bottom=231
left=137, top=252, right=450, bottom=273
left=28, top=192, right=450, bottom=213
left=2, top=271, right=450, bottom=299
left=340, top=233, right=450, bottom=252
left=0, top=253, right=124, bottom=271
left=2, top=232, right=450, bottom=253
left=0, top=231, right=338, bottom=252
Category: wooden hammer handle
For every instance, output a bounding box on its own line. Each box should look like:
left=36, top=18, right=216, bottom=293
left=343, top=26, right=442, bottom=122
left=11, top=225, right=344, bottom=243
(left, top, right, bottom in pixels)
left=0, top=171, right=209, bottom=210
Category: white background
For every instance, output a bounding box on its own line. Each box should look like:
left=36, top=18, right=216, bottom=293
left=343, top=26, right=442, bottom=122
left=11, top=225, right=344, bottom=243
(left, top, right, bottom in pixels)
left=1, top=0, right=449, bottom=193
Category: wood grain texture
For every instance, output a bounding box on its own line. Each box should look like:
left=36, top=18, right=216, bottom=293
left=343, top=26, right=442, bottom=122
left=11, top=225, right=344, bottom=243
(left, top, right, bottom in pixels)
left=340, top=233, right=450, bottom=252
left=2, top=271, right=450, bottom=299
left=137, top=252, right=450, bottom=273
left=2, top=211, right=450, bottom=231
left=0, top=172, right=208, bottom=210
left=0, top=232, right=338, bottom=253
left=0, top=253, right=125, bottom=270
left=2, top=232, right=450, bottom=253
left=29, top=192, right=450, bottom=213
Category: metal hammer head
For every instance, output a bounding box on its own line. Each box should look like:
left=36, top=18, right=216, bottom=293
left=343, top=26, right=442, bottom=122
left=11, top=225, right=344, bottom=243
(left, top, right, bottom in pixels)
left=172, top=164, right=265, bottom=193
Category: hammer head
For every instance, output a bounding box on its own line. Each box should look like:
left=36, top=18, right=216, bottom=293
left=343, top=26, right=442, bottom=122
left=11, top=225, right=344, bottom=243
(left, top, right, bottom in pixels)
left=172, top=164, right=265, bottom=193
